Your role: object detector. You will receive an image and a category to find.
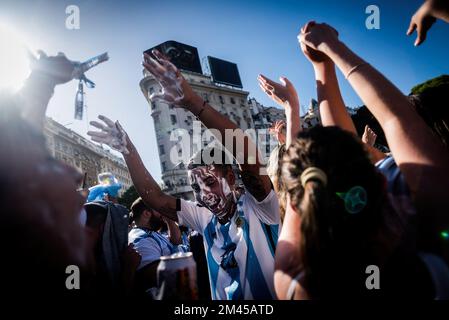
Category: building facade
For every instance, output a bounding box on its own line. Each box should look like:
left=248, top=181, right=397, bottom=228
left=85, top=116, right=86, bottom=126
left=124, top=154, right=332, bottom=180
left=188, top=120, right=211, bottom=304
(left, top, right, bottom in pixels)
left=140, top=69, right=254, bottom=199
left=301, top=98, right=320, bottom=129
left=248, top=97, right=286, bottom=155
left=43, top=117, right=132, bottom=195
left=140, top=42, right=325, bottom=200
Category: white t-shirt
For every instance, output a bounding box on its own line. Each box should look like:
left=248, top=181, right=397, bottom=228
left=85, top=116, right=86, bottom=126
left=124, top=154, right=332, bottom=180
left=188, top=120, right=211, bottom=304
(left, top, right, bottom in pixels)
left=177, top=189, right=280, bottom=300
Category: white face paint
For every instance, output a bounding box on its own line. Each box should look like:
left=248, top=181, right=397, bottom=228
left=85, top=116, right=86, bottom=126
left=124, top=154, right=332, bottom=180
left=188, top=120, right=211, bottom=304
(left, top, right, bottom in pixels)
left=144, top=50, right=185, bottom=106
left=189, top=165, right=235, bottom=219
left=87, top=115, right=129, bottom=154
left=150, top=69, right=184, bottom=105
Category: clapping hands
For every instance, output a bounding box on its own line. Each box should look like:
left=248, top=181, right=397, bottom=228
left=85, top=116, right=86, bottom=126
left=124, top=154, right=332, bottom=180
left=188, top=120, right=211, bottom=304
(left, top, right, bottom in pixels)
left=297, top=21, right=340, bottom=56
left=298, top=21, right=331, bottom=64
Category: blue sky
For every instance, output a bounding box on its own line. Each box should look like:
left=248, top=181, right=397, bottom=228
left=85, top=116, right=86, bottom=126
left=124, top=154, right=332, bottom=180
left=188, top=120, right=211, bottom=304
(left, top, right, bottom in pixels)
left=1, top=0, right=448, bottom=182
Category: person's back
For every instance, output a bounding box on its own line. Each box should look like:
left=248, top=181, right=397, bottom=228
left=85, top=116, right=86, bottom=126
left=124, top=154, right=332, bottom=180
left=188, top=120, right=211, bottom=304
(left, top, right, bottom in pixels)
left=84, top=200, right=129, bottom=295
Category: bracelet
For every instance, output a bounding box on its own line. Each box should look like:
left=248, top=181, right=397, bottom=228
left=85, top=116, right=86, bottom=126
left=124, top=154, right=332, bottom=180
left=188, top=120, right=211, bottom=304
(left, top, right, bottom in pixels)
left=195, top=100, right=207, bottom=118
left=345, top=63, right=369, bottom=79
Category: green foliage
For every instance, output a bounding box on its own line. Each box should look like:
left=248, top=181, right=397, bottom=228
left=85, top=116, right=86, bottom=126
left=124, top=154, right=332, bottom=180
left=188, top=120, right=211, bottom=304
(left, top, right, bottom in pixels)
left=411, top=75, right=449, bottom=95
left=118, top=185, right=139, bottom=210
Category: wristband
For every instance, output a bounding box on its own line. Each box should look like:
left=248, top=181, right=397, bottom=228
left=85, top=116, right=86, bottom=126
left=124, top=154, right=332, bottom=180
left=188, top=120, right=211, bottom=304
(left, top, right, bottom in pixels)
left=345, top=63, right=369, bottom=79
left=195, top=100, right=207, bottom=118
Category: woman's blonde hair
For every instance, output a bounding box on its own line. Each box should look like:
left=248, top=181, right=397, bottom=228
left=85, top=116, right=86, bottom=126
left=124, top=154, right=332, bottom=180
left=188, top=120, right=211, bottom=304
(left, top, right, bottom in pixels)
left=267, top=143, right=287, bottom=222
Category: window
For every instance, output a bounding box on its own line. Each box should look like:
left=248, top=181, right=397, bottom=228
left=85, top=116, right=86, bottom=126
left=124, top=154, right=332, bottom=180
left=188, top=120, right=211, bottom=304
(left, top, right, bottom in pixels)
left=202, top=93, right=209, bottom=103
left=230, top=97, right=236, bottom=104
left=149, top=87, right=154, bottom=94
left=161, top=161, right=167, bottom=172
left=153, top=114, right=159, bottom=123
left=170, top=115, right=177, bottom=125
left=159, top=145, right=165, bottom=155
left=219, top=96, right=224, bottom=104
left=151, top=102, right=157, bottom=110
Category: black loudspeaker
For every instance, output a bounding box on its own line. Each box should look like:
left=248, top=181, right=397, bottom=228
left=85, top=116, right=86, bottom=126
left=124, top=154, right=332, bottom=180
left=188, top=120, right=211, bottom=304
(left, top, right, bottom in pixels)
left=144, top=40, right=203, bottom=74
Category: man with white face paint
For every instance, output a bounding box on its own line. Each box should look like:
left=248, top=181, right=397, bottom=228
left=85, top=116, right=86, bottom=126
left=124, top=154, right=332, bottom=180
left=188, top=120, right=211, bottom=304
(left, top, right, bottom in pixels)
left=87, top=50, right=280, bottom=300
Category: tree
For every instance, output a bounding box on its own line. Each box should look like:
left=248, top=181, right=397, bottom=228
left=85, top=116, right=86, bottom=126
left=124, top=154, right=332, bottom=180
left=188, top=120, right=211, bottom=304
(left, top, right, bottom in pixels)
left=411, top=75, right=449, bottom=95
left=409, top=74, right=449, bottom=148
left=118, top=185, right=139, bottom=210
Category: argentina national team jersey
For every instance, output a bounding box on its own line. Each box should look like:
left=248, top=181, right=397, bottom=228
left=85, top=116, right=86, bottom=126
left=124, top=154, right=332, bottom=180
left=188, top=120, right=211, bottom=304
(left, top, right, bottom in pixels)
left=178, top=189, right=281, bottom=300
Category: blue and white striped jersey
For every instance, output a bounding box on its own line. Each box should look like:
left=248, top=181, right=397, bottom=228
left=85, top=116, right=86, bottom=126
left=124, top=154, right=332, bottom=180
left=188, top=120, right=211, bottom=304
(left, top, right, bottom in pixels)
left=178, top=189, right=280, bottom=300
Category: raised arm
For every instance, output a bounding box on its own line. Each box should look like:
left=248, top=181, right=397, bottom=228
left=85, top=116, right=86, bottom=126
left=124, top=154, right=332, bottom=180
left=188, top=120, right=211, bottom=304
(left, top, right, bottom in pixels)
left=163, top=217, right=182, bottom=245
left=299, top=22, right=449, bottom=221
left=407, top=0, right=449, bottom=46
left=258, top=75, right=301, bottom=148
left=143, top=50, right=272, bottom=201
left=299, top=22, right=385, bottom=163
left=87, top=115, right=178, bottom=221
left=18, top=51, right=74, bottom=132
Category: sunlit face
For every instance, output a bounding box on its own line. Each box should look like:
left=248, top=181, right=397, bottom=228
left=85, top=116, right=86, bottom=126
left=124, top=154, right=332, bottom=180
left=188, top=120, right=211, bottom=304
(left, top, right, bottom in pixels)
left=188, top=165, right=235, bottom=219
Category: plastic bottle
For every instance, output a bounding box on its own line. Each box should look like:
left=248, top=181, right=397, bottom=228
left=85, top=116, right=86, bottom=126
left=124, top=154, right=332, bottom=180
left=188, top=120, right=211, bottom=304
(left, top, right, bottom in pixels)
left=74, top=81, right=84, bottom=120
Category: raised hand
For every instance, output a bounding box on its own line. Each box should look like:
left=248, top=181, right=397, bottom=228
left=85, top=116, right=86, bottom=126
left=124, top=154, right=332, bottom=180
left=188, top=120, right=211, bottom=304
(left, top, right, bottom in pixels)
left=142, top=49, right=196, bottom=107
left=29, top=50, right=75, bottom=85
left=258, top=75, right=299, bottom=110
left=407, top=1, right=437, bottom=46
left=87, top=115, right=129, bottom=154
left=362, top=125, right=377, bottom=147
left=269, top=120, right=287, bottom=145
left=298, top=21, right=340, bottom=55
left=299, top=21, right=331, bottom=63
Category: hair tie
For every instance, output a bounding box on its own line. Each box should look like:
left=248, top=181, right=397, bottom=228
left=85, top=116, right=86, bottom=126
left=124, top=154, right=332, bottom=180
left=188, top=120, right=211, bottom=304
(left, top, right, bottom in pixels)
left=300, top=167, right=327, bottom=188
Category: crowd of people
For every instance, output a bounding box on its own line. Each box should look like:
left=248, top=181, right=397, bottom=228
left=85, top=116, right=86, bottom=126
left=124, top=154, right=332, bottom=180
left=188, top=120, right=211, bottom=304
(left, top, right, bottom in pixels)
left=1, top=0, right=449, bottom=300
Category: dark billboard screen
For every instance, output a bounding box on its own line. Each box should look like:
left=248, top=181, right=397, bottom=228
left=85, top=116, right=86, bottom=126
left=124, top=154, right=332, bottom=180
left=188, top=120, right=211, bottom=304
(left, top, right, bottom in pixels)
left=144, top=41, right=202, bottom=74
left=208, top=56, right=243, bottom=88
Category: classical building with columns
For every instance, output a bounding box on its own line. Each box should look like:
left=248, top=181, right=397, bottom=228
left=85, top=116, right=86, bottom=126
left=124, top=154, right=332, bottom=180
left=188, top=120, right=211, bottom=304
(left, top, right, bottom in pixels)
left=43, top=117, right=132, bottom=195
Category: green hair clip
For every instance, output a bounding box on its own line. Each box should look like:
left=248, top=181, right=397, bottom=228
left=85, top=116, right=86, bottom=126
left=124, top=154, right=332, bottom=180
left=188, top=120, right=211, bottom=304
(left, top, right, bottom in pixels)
left=336, top=186, right=367, bottom=214
left=441, top=230, right=449, bottom=240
